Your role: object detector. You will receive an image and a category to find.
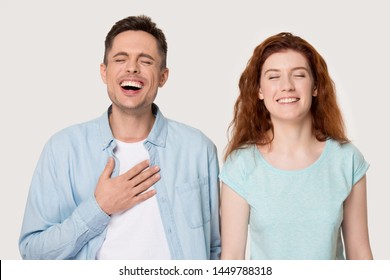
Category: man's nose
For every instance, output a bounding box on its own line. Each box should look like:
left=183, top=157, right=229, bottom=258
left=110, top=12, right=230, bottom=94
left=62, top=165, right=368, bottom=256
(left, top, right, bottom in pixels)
left=126, top=60, right=140, bottom=74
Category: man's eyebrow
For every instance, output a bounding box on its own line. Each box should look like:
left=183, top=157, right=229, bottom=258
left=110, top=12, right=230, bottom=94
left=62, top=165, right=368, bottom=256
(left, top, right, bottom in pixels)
left=112, top=52, right=155, bottom=61
left=139, top=53, right=155, bottom=61
left=112, top=52, right=129, bottom=58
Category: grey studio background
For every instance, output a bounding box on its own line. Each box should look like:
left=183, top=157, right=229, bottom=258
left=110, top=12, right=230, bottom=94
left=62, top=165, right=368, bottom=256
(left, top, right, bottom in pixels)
left=0, top=0, right=388, bottom=259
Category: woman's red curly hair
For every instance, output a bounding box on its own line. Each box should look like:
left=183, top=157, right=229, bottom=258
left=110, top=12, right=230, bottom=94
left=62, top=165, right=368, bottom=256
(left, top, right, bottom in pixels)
left=225, top=32, right=349, bottom=160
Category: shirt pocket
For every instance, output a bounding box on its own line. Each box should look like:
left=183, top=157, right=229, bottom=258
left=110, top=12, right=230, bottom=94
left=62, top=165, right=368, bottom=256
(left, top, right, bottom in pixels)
left=176, top=176, right=210, bottom=229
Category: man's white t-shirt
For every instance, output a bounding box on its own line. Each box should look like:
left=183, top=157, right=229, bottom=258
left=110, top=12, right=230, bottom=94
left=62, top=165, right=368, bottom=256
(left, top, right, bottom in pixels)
left=96, top=139, right=171, bottom=259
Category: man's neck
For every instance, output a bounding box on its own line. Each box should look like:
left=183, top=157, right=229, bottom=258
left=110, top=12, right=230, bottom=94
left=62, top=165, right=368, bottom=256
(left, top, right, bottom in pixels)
left=109, top=106, right=155, bottom=143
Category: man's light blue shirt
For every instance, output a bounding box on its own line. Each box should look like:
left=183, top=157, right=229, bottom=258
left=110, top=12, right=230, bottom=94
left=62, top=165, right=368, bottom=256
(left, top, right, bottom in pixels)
left=19, top=104, right=221, bottom=260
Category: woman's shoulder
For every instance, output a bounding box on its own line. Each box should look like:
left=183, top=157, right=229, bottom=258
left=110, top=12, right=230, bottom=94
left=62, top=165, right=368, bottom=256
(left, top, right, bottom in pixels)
left=327, top=139, right=364, bottom=157
left=226, top=144, right=258, bottom=162
left=223, top=145, right=260, bottom=174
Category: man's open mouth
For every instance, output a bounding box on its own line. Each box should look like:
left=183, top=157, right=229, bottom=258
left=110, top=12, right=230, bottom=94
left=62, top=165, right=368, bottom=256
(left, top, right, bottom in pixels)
left=120, top=80, right=144, bottom=91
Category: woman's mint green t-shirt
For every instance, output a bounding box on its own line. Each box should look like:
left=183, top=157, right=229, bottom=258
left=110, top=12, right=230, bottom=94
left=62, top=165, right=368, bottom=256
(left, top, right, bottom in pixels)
left=219, top=139, right=369, bottom=260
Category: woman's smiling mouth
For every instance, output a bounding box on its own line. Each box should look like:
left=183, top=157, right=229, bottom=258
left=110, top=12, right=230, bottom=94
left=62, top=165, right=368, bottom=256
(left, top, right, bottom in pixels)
left=277, top=97, right=300, bottom=104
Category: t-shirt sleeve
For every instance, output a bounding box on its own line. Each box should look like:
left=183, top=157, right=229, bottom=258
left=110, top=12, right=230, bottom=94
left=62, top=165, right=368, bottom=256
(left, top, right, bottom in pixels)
left=219, top=149, right=248, bottom=200
left=351, top=144, right=370, bottom=186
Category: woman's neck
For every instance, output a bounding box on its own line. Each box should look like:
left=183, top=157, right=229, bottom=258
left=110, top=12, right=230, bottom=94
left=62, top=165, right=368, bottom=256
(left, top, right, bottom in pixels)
left=259, top=117, right=325, bottom=170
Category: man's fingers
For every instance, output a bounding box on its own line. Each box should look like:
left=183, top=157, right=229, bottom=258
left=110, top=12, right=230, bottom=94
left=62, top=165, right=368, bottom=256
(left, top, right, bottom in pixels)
left=131, top=172, right=161, bottom=195
left=130, top=165, right=160, bottom=187
left=133, top=189, right=157, bottom=204
left=122, top=160, right=151, bottom=181
left=96, top=159, right=160, bottom=215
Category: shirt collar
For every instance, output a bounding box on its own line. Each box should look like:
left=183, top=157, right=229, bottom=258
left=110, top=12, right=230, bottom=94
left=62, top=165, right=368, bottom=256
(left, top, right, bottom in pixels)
left=98, top=103, right=168, bottom=151
left=99, top=105, right=115, bottom=151
left=146, top=103, right=168, bottom=148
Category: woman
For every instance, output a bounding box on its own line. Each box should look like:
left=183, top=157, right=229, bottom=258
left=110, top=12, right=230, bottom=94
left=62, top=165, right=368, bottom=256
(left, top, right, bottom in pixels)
left=220, top=32, right=373, bottom=260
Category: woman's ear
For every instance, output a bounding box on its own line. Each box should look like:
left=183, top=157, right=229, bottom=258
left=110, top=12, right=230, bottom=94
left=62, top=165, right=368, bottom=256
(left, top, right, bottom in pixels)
left=313, top=86, right=318, bottom=97
left=259, top=88, right=264, bottom=100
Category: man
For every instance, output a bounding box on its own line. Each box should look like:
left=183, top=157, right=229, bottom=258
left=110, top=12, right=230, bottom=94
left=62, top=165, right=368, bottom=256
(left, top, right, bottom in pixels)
left=19, top=15, right=221, bottom=260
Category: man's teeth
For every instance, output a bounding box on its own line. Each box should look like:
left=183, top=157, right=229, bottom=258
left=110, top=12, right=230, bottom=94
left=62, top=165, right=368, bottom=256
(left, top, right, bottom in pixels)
left=120, top=81, right=143, bottom=90
left=277, top=97, right=299, bottom=103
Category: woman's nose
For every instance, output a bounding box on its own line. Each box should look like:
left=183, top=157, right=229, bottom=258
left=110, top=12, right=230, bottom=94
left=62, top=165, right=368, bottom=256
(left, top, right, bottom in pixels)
left=281, top=76, right=295, bottom=92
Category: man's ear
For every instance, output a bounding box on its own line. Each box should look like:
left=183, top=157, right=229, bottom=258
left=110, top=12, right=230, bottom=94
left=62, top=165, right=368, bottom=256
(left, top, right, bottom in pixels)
left=100, top=63, right=107, bottom=84
left=159, top=68, right=169, bottom=87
